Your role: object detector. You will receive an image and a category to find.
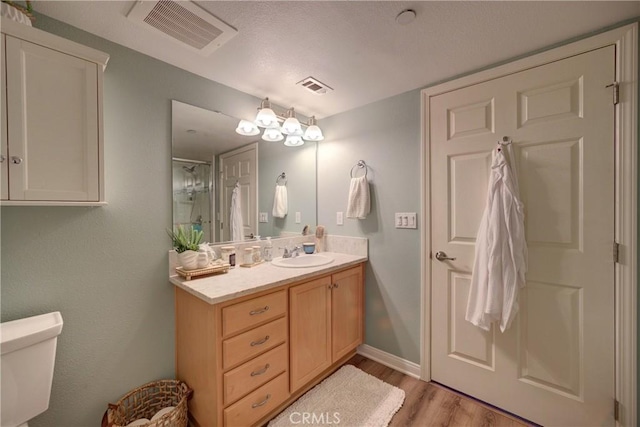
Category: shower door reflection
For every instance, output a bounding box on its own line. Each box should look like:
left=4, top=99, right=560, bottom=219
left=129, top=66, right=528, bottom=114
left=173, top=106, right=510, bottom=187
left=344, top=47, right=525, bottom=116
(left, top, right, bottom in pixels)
left=172, top=158, right=213, bottom=243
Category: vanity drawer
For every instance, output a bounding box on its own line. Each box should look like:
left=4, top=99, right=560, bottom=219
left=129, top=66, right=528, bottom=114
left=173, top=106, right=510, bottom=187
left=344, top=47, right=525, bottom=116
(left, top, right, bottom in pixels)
left=223, top=317, right=287, bottom=369
left=223, top=343, right=288, bottom=406
left=223, top=372, right=289, bottom=427
left=222, top=290, right=287, bottom=337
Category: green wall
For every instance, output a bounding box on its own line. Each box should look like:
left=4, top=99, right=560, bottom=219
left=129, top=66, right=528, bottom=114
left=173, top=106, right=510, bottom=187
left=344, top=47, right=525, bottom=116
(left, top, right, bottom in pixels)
left=317, top=90, right=422, bottom=363
left=0, top=14, right=263, bottom=426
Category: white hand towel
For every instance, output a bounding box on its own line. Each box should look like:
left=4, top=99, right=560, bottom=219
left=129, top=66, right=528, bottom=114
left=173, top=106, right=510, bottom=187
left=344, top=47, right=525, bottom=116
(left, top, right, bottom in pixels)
left=346, top=175, right=370, bottom=219
left=230, top=183, right=244, bottom=241
left=466, top=144, right=527, bottom=332
left=272, top=184, right=288, bottom=218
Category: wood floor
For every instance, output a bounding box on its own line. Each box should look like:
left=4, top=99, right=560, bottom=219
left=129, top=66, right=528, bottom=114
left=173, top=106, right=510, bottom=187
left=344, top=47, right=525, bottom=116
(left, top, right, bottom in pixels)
left=346, top=354, right=534, bottom=427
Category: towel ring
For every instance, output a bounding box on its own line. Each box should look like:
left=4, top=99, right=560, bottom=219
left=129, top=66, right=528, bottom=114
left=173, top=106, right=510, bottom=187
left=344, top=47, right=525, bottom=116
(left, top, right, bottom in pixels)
left=276, top=172, right=287, bottom=185
left=350, top=160, right=367, bottom=178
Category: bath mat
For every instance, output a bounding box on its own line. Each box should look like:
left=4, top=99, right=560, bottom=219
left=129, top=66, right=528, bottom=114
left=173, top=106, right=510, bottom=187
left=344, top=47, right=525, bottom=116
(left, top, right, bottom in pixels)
left=268, top=364, right=405, bottom=427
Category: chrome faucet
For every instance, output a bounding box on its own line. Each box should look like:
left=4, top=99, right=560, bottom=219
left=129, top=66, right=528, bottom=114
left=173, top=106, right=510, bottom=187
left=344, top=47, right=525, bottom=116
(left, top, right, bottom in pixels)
left=282, top=246, right=303, bottom=258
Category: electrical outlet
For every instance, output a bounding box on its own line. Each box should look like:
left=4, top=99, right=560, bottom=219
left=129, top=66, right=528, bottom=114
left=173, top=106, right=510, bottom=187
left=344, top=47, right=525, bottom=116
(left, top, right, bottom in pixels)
left=337, top=211, right=344, bottom=225
left=259, top=212, right=268, bottom=223
left=395, top=212, right=418, bottom=229
left=295, top=212, right=301, bottom=223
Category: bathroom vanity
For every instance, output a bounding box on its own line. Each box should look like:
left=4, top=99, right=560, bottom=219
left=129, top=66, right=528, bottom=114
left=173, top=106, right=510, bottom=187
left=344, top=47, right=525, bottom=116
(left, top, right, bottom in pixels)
left=171, top=251, right=366, bottom=427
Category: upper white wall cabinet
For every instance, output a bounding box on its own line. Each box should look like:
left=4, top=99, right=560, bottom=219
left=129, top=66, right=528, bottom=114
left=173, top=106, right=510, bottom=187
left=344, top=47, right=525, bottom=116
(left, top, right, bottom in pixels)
left=1, top=18, right=109, bottom=206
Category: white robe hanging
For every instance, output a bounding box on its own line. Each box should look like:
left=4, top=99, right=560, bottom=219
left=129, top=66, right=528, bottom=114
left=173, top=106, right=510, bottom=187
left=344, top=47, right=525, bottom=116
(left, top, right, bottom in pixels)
left=465, top=143, right=527, bottom=332
left=230, top=182, right=244, bottom=242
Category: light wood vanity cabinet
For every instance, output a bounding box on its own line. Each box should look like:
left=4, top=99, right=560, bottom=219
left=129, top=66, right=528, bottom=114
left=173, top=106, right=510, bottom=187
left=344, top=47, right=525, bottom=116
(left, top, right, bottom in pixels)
left=0, top=18, right=108, bottom=205
left=289, top=266, right=364, bottom=392
left=175, top=263, right=364, bottom=427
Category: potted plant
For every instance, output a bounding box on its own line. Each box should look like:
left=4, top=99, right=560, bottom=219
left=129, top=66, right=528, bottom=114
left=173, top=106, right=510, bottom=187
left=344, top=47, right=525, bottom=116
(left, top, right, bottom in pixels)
left=168, top=225, right=204, bottom=270
left=1, top=1, right=35, bottom=25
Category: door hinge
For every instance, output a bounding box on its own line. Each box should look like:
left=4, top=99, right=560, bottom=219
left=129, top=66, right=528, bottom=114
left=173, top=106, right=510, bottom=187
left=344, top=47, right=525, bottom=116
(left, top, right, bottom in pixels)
left=614, top=399, right=620, bottom=421
left=606, top=82, right=620, bottom=105
left=613, top=241, right=620, bottom=263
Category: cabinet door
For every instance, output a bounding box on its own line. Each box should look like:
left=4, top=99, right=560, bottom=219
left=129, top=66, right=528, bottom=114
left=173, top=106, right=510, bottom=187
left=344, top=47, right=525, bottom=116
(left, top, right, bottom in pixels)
left=6, top=36, right=99, bottom=201
left=289, top=275, right=332, bottom=392
left=331, top=266, right=364, bottom=361
left=1, top=34, right=8, bottom=201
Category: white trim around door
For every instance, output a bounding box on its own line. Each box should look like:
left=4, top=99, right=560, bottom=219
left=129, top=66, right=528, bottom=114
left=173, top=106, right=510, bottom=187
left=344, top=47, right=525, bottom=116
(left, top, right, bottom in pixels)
left=420, top=23, right=637, bottom=427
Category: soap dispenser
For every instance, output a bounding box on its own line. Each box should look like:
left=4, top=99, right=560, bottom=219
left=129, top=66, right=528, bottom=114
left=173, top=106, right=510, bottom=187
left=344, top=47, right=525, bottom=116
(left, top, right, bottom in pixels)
left=264, top=237, right=273, bottom=262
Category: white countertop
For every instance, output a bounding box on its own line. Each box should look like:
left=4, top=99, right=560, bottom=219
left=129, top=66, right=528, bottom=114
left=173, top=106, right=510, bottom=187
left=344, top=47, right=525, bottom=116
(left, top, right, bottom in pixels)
left=170, top=252, right=368, bottom=305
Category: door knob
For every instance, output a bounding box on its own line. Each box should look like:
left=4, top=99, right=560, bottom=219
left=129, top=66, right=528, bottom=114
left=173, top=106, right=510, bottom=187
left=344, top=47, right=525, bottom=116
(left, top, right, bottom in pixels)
left=435, top=251, right=456, bottom=261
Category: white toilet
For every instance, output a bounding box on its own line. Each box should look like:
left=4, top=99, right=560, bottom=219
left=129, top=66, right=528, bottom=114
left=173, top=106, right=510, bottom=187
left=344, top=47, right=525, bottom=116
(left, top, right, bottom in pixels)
left=1, top=312, right=64, bottom=427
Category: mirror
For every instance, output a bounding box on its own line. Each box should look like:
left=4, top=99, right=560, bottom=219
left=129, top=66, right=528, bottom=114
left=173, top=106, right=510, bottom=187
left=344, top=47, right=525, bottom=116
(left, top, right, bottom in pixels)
left=171, top=100, right=317, bottom=244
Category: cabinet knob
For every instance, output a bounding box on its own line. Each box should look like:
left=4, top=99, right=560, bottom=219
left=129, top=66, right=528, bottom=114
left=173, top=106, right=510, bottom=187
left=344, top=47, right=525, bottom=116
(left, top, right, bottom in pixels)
left=0, top=154, right=5, bottom=163
left=11, top=156, right=22, bottom=165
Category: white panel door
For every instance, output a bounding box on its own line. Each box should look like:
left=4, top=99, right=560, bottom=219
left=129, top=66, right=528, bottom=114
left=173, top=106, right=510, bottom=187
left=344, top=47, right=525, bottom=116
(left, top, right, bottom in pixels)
left=1, top=34, right=8, bottom=201
left=220, top=144, right=257, bottom=241
left=430, top=46, right=615, bottom=426
left=5, top=36, right=99, bottom=201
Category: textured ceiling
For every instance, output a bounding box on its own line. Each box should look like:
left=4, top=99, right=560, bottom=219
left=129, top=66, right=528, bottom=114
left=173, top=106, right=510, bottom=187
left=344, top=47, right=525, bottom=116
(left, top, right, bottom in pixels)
left=35, top=1, right=639, bottom=119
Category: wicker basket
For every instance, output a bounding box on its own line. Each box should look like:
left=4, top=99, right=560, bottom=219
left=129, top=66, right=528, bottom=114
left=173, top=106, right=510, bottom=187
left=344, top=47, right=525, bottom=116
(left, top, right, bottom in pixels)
left=104, top=380, right=192, bottom=427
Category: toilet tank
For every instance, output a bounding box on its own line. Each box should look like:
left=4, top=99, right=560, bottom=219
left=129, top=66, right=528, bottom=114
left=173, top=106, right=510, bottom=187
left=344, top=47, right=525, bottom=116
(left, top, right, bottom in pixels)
left=1, top=312, right=64, bottom=427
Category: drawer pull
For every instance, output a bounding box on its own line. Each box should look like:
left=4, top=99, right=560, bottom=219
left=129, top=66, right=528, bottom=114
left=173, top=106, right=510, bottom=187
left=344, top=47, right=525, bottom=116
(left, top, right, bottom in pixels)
left=250, top=363, right=270, bottom=377
left=250, top=306, right=269, bottom=316
left=250, top=335, right=270, bottom=347
left=252, top=394, right=271, bottom=409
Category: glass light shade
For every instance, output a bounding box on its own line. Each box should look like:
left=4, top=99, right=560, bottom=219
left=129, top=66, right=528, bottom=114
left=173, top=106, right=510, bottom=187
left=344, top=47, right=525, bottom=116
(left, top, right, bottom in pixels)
left=235, top=119, right=259, bottom=136
left=284, top=135, right=304, bottom=147
left=281, top=117, right=302, bottom=135
left=262, top=127, right=284, bottom=142
left=303, top=125, right=324, bottom=141
left=255, top=108, right=278, bottom=128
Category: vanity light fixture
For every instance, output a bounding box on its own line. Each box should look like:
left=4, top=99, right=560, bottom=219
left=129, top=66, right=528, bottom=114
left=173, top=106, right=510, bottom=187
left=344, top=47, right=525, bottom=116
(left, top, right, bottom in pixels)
left=262, top=127, right=285, bottom=142
left=284, top=135, right=304, bottom=147
left=235, top=119, right=259, bottom=136
left=303, top=116, right=324, bottom=141
left=235, top=97, right=324, bottom=146
left=254, top=98, right=279, bottom=128
left=281, top=108, right=302, bottom=136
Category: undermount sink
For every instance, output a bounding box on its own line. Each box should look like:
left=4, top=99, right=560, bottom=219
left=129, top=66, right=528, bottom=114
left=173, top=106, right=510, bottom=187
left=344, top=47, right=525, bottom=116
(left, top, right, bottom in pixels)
left=271, top=254, right=334, bottom=268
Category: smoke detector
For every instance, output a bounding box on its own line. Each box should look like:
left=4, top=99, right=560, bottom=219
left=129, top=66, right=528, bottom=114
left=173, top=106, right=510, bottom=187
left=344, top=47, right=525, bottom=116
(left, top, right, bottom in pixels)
left=127, top=0, right=237, bottom=56
left=297, top=77, right=333, bottom=96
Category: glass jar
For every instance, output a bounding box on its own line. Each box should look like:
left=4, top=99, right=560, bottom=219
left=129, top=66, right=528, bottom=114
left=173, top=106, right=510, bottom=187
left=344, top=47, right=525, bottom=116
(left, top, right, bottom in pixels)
left=244, top=248, right=254, bottom=265
left=252, top=245, right=262, bottom=263
left=220, top=246, right=236, bottom=267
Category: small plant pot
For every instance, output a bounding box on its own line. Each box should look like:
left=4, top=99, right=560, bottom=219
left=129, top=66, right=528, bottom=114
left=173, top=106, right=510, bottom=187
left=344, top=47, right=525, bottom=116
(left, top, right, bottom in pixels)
left=177, top=250, right=199, bottom=270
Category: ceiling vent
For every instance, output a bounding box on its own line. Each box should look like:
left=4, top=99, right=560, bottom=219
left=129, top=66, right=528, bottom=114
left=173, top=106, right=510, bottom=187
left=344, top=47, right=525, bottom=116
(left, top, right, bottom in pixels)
left=127, top=0, right=237, bottom=56
left=297, top=77, right=333, bottom=96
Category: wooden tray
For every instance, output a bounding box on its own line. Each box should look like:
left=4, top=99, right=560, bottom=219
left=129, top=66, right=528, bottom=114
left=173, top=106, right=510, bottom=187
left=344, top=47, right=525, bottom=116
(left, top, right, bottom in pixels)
left=176, top=263, right=230, bottom=280
left=239, top=260, right=265, bottom=268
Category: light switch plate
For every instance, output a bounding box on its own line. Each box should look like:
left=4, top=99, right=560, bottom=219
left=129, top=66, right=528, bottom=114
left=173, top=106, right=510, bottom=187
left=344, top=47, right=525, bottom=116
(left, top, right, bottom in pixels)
left=259, top=212, right=268, bottom=223
left=395, top=212, right=417, bottom=229
left=295, top=212, right=301, bottom=223
left=337, top=211, right=344, bottom=225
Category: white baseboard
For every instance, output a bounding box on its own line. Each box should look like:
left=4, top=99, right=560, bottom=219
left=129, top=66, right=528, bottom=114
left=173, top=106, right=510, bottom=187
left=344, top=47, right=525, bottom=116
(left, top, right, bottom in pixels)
left=357, top=344, right=421, bottom=379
